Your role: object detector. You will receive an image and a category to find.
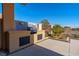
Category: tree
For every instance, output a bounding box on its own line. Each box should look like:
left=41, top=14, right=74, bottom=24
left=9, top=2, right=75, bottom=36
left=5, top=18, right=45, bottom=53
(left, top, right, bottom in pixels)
left=41, top=19, right=51, bottom=36
left=41, top=19, right=49, bottom=29
left=52, top=24, right=64, bottom=36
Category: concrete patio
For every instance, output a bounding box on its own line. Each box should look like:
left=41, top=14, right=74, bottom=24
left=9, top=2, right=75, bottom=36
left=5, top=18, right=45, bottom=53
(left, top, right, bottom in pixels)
left=0, top=39, right=79, bottom=56
left=9, top=39, right=69, bottom=56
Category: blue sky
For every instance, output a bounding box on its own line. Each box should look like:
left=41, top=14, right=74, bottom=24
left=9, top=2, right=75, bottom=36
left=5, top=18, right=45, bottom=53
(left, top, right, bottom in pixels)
left=0, top=3, right=79, bottom=27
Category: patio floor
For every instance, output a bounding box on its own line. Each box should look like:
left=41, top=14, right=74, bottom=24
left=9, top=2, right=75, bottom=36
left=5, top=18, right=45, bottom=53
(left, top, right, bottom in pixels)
left=0, top=39, right=79, bottom=56
left=9, top=39, right=69, bottom=56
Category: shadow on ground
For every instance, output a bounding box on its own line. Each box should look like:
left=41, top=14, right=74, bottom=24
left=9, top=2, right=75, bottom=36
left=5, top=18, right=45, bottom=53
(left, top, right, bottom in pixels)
left=9, top=44, right=63, bottom=56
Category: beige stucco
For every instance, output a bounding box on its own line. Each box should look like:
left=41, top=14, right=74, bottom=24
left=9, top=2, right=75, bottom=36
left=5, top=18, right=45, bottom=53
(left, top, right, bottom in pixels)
left=31, top=30, right=47, bottom=43
left=7, top=31, right=34, bottom=52
left=7, top=30, right=47, bottom=53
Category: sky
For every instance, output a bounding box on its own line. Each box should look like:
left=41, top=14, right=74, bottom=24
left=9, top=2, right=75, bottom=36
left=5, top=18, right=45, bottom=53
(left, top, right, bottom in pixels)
left=0, top=3, right=79, bottom=28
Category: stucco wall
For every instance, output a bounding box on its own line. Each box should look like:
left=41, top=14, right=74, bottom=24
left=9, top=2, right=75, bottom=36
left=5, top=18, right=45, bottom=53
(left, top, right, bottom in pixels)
left=6, top=30, right=48, bottom=52
left=7, top=31, right=33, bottom=52
left=31, top=30, right=46, bottom=43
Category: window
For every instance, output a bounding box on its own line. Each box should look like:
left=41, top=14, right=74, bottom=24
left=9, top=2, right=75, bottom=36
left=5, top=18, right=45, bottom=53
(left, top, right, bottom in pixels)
left=19, top=36, right=30, bottom=46
left=38, top=34, right=42, bottom=40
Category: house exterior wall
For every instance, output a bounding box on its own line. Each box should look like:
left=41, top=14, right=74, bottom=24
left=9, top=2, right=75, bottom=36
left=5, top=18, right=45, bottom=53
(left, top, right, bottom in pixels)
left=7, top=31, right=33, bottom=52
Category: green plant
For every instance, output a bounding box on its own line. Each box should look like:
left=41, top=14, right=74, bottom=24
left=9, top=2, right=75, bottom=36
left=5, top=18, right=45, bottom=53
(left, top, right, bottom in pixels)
left=41, top=19, right=51, bottom=36
left=74, top=34, right=79, bottom=38
left=41, top=19, right=49, bottom=29
left=52, top=24, right=64, bottom=36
